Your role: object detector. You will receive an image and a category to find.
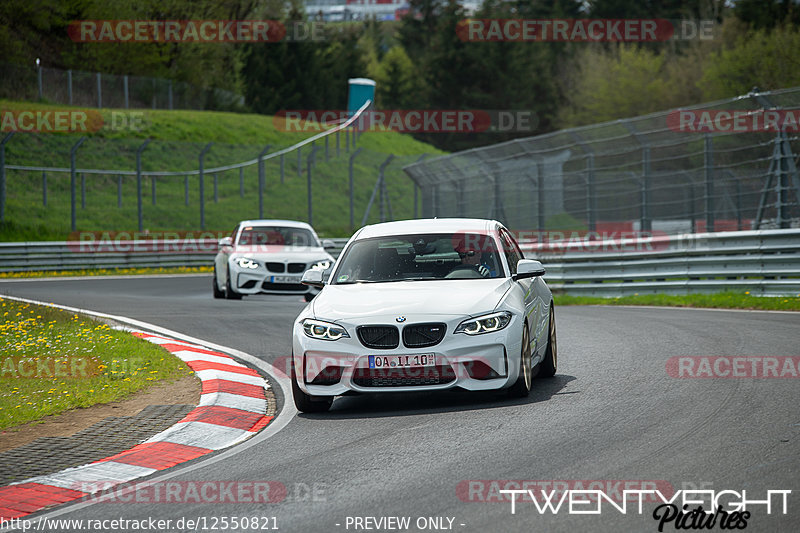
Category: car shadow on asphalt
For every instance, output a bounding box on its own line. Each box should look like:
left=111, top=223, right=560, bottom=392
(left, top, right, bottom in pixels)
left=298, top=374, right=577, bottom=419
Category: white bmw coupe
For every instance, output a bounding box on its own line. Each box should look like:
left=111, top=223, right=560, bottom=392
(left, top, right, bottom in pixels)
left=213, top=220, right=335, bottom=301
left=291, top=218, right=557, bottom=412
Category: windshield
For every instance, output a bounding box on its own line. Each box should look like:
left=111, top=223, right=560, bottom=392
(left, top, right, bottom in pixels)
left=236, top=226, right=319, bottom=247
left=332, top=233, right=504, bottom=284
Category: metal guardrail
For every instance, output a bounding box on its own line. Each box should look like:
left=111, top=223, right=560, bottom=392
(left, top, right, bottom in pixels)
left=524, top=229, right=800, bottom=297
left=0, top=239, right=350, bottom=273
left=1, top=230, right=798, bottom=297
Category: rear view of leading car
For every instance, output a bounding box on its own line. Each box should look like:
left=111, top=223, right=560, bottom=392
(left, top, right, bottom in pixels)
left=290, top=218, right=557, bottom=412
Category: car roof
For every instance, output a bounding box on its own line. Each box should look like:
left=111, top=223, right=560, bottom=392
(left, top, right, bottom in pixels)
left=236, top=220, right=315, bottom=230
left=356, top=218, right=501, bottom=239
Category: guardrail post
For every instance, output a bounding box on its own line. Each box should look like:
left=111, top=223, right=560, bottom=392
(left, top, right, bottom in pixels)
left=124, top=75, right=129, bottom=109
left=136, top=139, right=151, bottom=232
left=307, top=146, right=319, bottom=224
left=151, top=175, right=157, bottom=206
left=239, top=167, right=244, bottom=198
left=258, top=145, right=271, bottom=218
left=0, top=132, right=14, bottom=222
left=345, top=129, right=350, bottom=153
left=641, top=145, right=651, bottom=232
left=43, top=171, right=48, bottom=207
left=213, top=173, right=218, bottom=203
left=379, top=155, right=395, bottom=222
left=535, top=160, right=544, bottom=231
left=117, top=175, right=122, bottom=207
left=704, top=134, right=714, bottom=232
left=349, top=147, right=363, bottom=230
left=198, top=142, right=213, bottom=230
left=80, top=173, right=85, bottom=209
left=736, top=179, right=743, bottom=231
left=336, top=130, right=341, bottom=157
left=96, top=72, right=102, bottom=108
left=70, top=136, right=87, bottom=231
left=413, top=154, right=428, bottom=219
left=297, top=146, right=302, bottom=177
left=67, top=69, right=73, bottom=105
left=184, top=175, right=189, bottom=206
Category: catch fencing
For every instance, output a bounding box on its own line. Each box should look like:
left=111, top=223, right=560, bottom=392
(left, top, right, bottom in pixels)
left=403, top=87, right=800, bottom=236
left=0, top=62, right=243, bottom=111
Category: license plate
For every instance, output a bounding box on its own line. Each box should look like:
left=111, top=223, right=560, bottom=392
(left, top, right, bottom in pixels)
left=269, top=275, right=301, bottom=283
left=368, top=354, right=436, bottom=369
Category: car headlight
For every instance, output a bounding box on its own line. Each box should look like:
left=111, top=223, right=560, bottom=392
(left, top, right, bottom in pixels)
left=234, top=257, right=260, bottom=269
left=302, top=319, right=349, bottom=341
left=310, top=260, right=331, bottom=271
left=455, top=311, right=513, bottom=335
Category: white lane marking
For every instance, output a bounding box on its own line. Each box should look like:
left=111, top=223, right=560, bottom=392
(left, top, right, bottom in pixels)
left=565, top=303, right=800, bottom=315
left=0, top=274, right=209, bottom=282
left=0, top=294, right=297, bottom=524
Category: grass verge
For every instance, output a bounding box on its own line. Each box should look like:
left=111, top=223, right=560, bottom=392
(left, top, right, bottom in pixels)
left=555, top=291, right=800, bottom=311
left=0, top=297, right=194, bottom=429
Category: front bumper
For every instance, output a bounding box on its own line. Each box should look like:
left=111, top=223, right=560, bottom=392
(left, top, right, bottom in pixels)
left=291, top=314, right=524, bottom=396
left=231, top=266, right=314, bottom=296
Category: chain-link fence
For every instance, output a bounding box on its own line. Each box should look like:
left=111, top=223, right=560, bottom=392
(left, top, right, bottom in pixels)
left=0, top=63, right=243, bottom=111
left=0, top=123, right=426, bottom=238
left=403, top=87, right=800, bottom=235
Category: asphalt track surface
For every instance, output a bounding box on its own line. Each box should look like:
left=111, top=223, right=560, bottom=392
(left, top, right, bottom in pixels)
left=2, top=276, right=799, bottom=532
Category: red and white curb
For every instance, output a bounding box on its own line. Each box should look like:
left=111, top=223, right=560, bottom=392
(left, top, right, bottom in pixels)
left=0, top=331, right=274, bottom=520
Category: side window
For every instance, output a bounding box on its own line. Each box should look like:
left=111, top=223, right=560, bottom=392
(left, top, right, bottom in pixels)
left=499, top=229, right=521, bottom=275
left=230, top=226, right=239, bottom=243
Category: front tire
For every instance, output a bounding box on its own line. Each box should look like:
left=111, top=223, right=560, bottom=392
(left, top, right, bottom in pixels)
left=508, top=321, right=532, bottom=398
left=225, top=268, right=242, bottom=300
left=539, top=305, right=557, bottom=378
left=291, top=364, right=333, bottom=413
left=212, top=269, right=225, bottom=299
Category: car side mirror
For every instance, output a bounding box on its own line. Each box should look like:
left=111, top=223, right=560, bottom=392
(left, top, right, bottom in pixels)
left=218, top=236, right=233, bottom=249
left=322, top=239, right=336, bottom=251
left=301, top=269, right=325, bottom=288
left=512, top=259, right=545, bottom=280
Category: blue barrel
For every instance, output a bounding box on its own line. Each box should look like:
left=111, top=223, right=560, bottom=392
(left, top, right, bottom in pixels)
left=347, top=78, right=376, bottom=116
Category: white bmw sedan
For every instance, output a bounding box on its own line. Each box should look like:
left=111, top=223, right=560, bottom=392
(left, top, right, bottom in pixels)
left=291, top=218, right=557, bottom=413
left=213, top=220, right=335, bottom=301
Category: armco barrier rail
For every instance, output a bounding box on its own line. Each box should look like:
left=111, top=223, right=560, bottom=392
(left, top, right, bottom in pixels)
left=523, top=229, right=800, bottom=297
left=0, top=239, right=350, bottom=273
left=1, top=231, right=798, bottom=297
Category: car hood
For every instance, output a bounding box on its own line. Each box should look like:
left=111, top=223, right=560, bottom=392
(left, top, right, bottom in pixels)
left=312, top=279, right=512, bottom=320
left=231, top=245, right=332, bottom=263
